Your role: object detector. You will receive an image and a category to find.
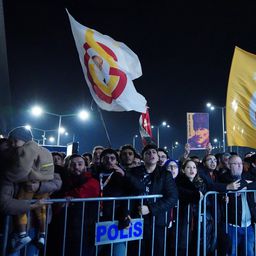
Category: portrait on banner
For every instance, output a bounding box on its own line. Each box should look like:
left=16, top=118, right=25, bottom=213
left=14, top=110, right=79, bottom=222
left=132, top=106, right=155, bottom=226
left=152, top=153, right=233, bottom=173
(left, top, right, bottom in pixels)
left=187, top=112, right=209, bottom=150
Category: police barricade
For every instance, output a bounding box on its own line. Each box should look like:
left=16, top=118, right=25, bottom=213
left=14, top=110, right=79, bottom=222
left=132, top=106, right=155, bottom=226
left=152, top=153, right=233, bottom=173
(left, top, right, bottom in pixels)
left=6, top=191, right=255, bottom=256
left=2, top=195, right=187, bottom=256
left=200, top=190, right=256, bottom=256
left=4, top=194, right=236, bottom=256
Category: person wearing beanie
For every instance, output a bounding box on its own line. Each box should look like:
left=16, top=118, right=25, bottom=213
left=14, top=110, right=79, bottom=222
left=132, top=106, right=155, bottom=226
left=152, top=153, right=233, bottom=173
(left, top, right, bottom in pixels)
left=163, top=159, right=179, bottom=179
left=6, top=126, right=54, bottom=252
left=8, top=126, right=33, bottom=145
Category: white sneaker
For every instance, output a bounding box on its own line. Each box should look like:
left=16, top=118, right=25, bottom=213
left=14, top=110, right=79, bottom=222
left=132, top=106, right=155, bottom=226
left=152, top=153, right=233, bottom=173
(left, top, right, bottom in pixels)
left=10, top=235, right=32, bottom=252
left=36, top=234, right=45, bottom=249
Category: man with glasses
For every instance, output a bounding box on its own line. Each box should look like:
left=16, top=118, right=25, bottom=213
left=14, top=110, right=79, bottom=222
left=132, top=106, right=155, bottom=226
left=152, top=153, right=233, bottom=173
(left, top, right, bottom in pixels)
left=220, top=155, right=256, bottom=256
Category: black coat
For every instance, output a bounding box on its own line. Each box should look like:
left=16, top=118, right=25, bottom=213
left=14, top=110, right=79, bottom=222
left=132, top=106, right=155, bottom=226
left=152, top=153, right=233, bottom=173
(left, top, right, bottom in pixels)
left=218, top=171, right=256, bottom=226
left=175, top=174, right=213, bottom=255
left=98, top=167, right=129, bottom=222
left=125, top=165, right=178, bottom=227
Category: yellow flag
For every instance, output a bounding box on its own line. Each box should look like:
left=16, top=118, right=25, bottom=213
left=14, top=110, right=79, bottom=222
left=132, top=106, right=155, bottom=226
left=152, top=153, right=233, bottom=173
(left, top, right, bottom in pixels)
left=226, top=46, right=256, bottom=148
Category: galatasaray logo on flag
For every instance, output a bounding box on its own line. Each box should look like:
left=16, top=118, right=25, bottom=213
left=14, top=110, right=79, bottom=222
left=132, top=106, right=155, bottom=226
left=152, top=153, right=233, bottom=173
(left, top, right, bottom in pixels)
left=67, top=10, right=147, bottom=113
left=83, top=31, right=127, bottom=104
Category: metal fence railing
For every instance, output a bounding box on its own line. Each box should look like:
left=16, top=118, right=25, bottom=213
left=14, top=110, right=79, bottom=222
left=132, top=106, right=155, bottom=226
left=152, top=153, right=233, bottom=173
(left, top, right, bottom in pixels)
left=1, top=191, right=256, bottom=256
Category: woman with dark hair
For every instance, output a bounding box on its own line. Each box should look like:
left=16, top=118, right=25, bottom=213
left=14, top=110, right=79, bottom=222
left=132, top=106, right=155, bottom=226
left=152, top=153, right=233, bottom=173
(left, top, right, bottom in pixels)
left=175, top=160, right=211, bottom=256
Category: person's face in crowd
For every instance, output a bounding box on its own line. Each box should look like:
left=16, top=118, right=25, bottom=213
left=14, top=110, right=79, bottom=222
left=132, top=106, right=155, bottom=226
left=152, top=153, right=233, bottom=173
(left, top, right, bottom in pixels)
left=166, top=161, right=179, bottom=178
left=0, top=140, right=10, bottom=151
left=158, top=151, right=168, bottom=166
left=205, top=155, right=217, bottom=171
left=120, top=149, right=135, bottom=166
left=143, top=149, right=159, bottom=166
left=53, top=155, right=64, bottom=167
left=102, top=153, right=118, bottom=170
left=83, top=155, right=91, bottom=167
left=195, top=128, right=209, bottom=144
left=222, top=155, right=230, bottom=168
left=10, top=139, right=25, bottom=148
left=133, top=157, right=142, bottom=167
left=183, top=161, right=197, bottom=181
left=191, top=157, right=200, bottom=166
left=243, top=161, right=251, bottom=172
left=69, top=157, right=86, bottom=176
left=228, top=156, right=243, bottom=177
left=93, top=148, right=104, bottom=165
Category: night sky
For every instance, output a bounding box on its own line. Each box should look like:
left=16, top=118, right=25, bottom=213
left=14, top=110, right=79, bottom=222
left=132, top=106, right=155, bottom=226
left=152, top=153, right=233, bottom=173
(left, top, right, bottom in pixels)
left=3, top=0, right=256, bottom=155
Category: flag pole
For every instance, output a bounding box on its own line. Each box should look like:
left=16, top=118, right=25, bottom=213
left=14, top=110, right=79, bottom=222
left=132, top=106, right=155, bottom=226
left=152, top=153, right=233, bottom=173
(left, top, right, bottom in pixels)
left=0, top=0, right=12, bottom=134
left=97, top=106, right=112, bottom=148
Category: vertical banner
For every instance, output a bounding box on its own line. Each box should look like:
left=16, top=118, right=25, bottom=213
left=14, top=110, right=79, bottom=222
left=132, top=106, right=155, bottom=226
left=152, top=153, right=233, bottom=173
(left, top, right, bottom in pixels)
left=139, top=108, right=154, bottom=146
left=226, top=46, right=256, bottom=148
left=187, top=113, right=209, bottom=150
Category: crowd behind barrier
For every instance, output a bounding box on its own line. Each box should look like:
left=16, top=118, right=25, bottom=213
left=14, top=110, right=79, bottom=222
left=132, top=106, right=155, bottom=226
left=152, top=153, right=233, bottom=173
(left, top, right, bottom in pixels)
left=1, top=190, right=256, bottom=256
left=1, top=127, right=256, bottom=256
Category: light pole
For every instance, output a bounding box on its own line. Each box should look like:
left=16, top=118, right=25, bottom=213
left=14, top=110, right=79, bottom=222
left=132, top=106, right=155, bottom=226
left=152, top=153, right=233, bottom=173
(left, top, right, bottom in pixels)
left=30, top=106, right=90, bottom=146
left=152, top=121, right=170, bottom=147
left=132, top=134, right=138, bottom=149
left=171, top=141, right=179, bottom=159
left=213, top=138, right=221, bottom=151
left=206, top=102, right=226, bottom=152
left=25, top=124, right=68, bottom=146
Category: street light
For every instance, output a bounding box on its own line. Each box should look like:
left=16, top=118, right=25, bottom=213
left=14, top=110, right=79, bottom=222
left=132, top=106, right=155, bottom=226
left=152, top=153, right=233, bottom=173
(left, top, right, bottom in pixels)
left=206, top=102, right=226, bottom=152
left=25, top=124, right=68, bottom=146
left=132, top=134, right=138, bottom=149
left=48, top=136, right=55, bottom=143
left=171, top=141, right=179, bottom=159
left=213, top=138, right=221, bottom=151
left=30, top=105, right=90, bottom=146
left=151, top=121, right=170, bottom=147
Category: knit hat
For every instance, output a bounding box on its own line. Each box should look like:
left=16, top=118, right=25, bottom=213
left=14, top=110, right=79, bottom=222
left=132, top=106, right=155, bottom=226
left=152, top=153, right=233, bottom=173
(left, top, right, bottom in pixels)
left=8, top=126, right=33, bottom=143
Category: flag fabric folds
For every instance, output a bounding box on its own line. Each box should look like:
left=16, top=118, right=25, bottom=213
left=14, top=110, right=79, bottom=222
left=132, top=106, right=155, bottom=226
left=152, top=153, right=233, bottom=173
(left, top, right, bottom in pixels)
left=139, top=108, right=154, bottom=146
left=67, top=11, right=147, bottom=113
left=226, top=46, right=256, bottom=148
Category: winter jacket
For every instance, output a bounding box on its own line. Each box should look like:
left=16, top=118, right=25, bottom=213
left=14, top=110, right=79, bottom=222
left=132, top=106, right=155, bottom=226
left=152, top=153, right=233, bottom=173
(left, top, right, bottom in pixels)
left=5, top=141, right=54, bottom=182
left=175, top=173, right=213, bottom=255
left=0, top=173, right=62, bottom=215
left=219, top=171, right=256, bottom=226
left=98, top=167, right=129, bottom=222
left=64, top=171, right=100, bottom=198
left=125, top=165, right=178, bottom=227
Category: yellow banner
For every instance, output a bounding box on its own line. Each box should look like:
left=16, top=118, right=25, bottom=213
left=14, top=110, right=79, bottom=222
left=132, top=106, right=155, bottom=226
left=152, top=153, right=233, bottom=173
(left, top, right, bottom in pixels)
left=226, top=47, right=256, bottom=148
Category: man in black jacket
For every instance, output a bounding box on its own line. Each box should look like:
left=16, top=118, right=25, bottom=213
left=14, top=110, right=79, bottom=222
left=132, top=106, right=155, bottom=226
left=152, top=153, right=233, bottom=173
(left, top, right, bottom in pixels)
left=220, top=155, right=256, bottom=256
left=125, top=144, right=178, bottom=256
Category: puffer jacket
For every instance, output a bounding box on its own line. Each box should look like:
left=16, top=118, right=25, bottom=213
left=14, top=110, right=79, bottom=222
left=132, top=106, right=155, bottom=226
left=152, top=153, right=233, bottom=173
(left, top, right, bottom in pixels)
left=5, top=141, right=54, bottom=182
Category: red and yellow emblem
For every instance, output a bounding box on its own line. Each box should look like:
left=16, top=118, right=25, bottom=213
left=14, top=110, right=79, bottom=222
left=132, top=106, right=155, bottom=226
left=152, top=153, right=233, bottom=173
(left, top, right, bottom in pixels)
left=83, top=29, right=127, bottom=104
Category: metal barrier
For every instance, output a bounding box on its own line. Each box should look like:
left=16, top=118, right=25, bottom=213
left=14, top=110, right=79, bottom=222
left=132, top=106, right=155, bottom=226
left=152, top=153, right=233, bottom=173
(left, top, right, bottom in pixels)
left=2, top=191, right=256, bottom=256
left=200, top=190, right=256, bottom=256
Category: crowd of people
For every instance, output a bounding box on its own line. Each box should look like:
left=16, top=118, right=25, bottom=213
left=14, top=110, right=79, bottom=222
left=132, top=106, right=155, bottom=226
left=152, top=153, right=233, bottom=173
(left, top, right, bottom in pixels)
left=1, top=126, right=256, bottom=256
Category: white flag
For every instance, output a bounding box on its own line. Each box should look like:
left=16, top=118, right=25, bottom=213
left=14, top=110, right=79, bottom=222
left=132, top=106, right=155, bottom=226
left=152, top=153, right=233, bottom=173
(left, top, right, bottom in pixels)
left=67, top=11, right=147, bottom=113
